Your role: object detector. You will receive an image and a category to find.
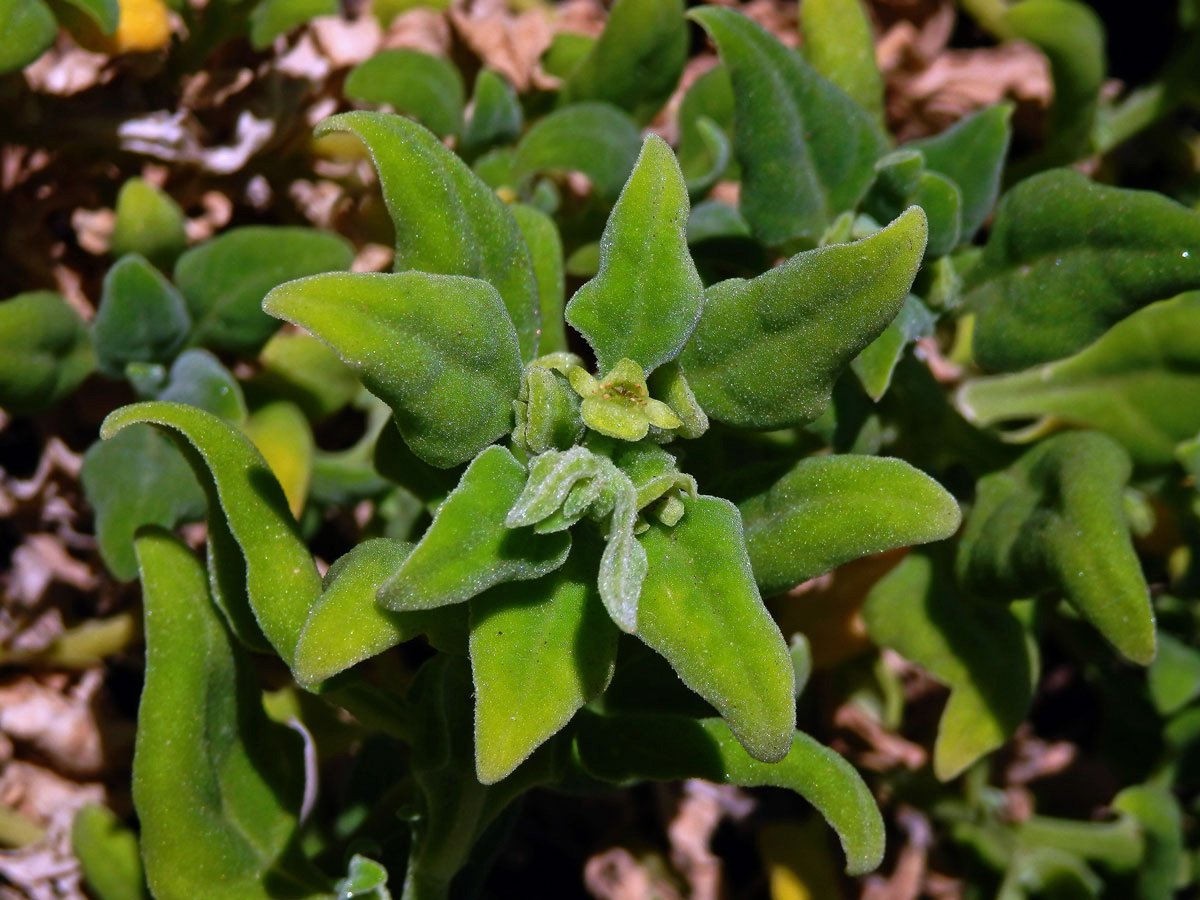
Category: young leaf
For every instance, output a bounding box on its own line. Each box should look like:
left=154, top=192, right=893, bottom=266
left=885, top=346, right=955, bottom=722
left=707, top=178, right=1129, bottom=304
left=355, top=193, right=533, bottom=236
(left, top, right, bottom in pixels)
left=799, top=0, right=885, bottom=128
left=92, top=255, right=190, bottom=378
left=512, top=365, right=583, bottom=455
left=109, top=178, right=188, bottom=268
left=566, top=135, right=704, bottom=374
left=0, top=291, right=94, bottom=414
left=294, top=539, right=463, bottom=685
left=575, top=711, right=885, bottom=876
left=249, top=0, right=338, bottom=49
left=851, top=294, right=935, bottom=400
left=560, top=0, right=688, bottom=124
left=677, top=65, right=736, bottom=186
left=690, top=5, right=887, bottom=247
left=636, top=496, right=796, bottom=763
left=738, top=455, right=961, bottom=596
left=81, top=425, right=206, bottom=582
left=379, top=446, right=572, bottom=611
left=510, top=204, right=568, bottom=356
left=512, top=103, right=643, bottom=203
left=344, top=49, right=466, bottom=139
left=460, top=69, right=523, bottom=160
left=907, top=104, right=1013, bottom=239
left=862, top=553, right=1036, bottom=780
left=102, top=402, right=322, bottom=665
left=958, top=293, right=1200, bottom=466
left=957, top=431, right=1155, bottom=665
left=132, top=528, right=319, bottom=899
left=264, top=271, right=523, bottom=468
left=682, top=118, right=732, bottom=199
left=315, top=111, right=541, bottom=360
left=72, top=805, right=147, bottom=900
left=1146, top=632, right=1200, bottom=716
left=0, top=0, right=56, bottom=73
left=967, top=169, right=1200, bottom=371
left=336, top=855, right=392, bottom=900
left=681, top=207, right=928, bottom=428
left=470, top=548, right=618, bottom=783
left=175, top=226, right=354, bottom=354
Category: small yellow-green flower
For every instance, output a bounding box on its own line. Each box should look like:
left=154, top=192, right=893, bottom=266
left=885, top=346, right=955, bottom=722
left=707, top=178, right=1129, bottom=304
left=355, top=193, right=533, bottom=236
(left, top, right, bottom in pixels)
left=567, top=358, right=682, bottom=441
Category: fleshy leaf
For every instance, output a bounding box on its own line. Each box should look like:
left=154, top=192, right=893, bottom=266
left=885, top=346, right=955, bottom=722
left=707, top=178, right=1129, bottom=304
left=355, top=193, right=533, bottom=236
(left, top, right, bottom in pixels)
left=575, top=712, right=884, bottom=876
left=647, top=361, right=709, bottom=439
left=251, top=333, right=361, bottom=423
left=677, top=66, right=735, bottom=187
left=862, top=552, right=1036, bottom=780
left=315, top=111, right=541, bottom=360
left=461, top=69, right=523, bottom=160
left=92, top=255, right=190, bottom=379
left=1146, top=632, right=1200, bottom=716
left=958, top=294, right=1200, bottom=466
left=799, top=0, right=885, bottom=128
left=242, top=401, right=313, bottom=519
left=344, top=49, right=465, bottom=138
left=851, top=294, right=935, bottom=401
left=102, top=402, right=322, bottom=665
left=175, top=226, right=353, bottom=354
left=0, top=292, right=94, bottom=414
left=0, top=0, right=56, bottom=73
left=956, top=431, right=1155, bottom=665
left=512, top=103, right=642, bottom=203
left=264, top=271, right=522, bottom=469
left=690, top=5, right=887, bottom=248
left=739, top=454, right=961, bottom=596
left=336, top=855, right=392, bottom=900
left=510, top=204, right=568, bottom=356
left=110, top=178, right=188, bottom=268
left=566, top=135, right=703, bottom=374
left=379, top=446, right=572, bottom=612
left=512, top=365, right=584, bottom=455
left=966, top=169, right=1200, bottom=372
left=470, top=547, right=618, bottom=783
left=249, top=0, right=338, bottom=49
left=71, top=805, right=147, bottom=900
left=132, top=528, right=319, bottom=899
left=560, top=0, right=688, bottom=124
left=636, top=496, right=795, bottom=762
left=681, top=207, right=928, bottom=428
left=158, top=350, right=247, bottom=423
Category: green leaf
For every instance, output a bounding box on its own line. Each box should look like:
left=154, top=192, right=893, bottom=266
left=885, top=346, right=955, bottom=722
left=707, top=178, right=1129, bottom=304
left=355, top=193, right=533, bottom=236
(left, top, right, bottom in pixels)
left=863, top=553, right=1036, bottom=780
left=249, top=0, right=338, bottom=49
left=92, top=255, right=190, bottom=379
left=102, top=402, right=322, bottom=665
left=799, top=0, right=885, bottom=128
left=60, top=0, right=119, bottom=32
left=967, top=169, right=1200, bottom=372
left=1146, top=632, right=1200, bottom=716
left=336, top=855, right=392, bottom=900
left=81, top=425, right=206, bottom=582
left=866, top=153, right=962, bottom=258
left=379, top=446, right=571, bottom=612
left=71, top=805, right=147, bottom=900
left=566, top=135, right=703, bottom=374
left=294, top=539, right=463, bottom=685
left=512, top=364, right=583, bottom=455
left=958, top=294, right=1200, bottom=466
left=243, top=400, right=313, bottom=519
left=738, top=455, right=961, bottom=596
left=690, top=5, right=887, bottom=248
left=175, top=226, right=353, bottom=354
left=344, top=49, right=465, bottom=139
left=158, top=349, right=247, bottom=422
left=560, top=0, right=688, bottom=124
left=1004, top=0, right=1104, bottom=166
left=677, top=66, right=736, bottom=186
left=510, top=204, right=568, bottom=356
left=512, top=103, right=643, bottom=203
left=317, top=111, right=541, bottom=360
left=110, top=178, right=188, bottom=268
left=470, top=547, right=618, bottom=783
left=636, top=495, right=795, bottom=762
left=541, top=31, right=594, bottom=79
left=956, top=431, right=1155, bottom=665
left=460, top=69, right=523, bottom=160
left=132, top=528, right=319, bottom=899
left=0, top=291, right=94, bottom=414
left=265, top=271, right=521, bottom=468
left=575, top=711, right=884, bottom=876
left=1112, top=786, right=1185, bottom=900
left=681, top=207, right=928, bottom=428
left=647, top=360, right=709, bottom=439
left=682, top=118, right=733, bottom=199
left=907, top=104, right=1012, bottom=239
left=851, top=294, right=935, bottom=400
left=251, top=332, right=359, bottom=423
left=0, top=0, right=56, bottom=73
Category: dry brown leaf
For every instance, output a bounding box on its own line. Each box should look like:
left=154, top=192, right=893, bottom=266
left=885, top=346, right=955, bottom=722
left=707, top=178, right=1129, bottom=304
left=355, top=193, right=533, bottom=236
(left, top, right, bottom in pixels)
left=381, top=7, right=452, bottom=55
left=667, top=780, right=754, bottom=900
left=584, top=848, right=685, bottom=900
left=311, top=14, right=384, bottom=68
left=0, top=672, right=117, bottom=777
left=861, top=807, right=932, bottom=900
left=22, top=40, right=113, bottom=97
left=450, top=0, right=557, bottom=92
left=835, top=704, right=928, bottom=772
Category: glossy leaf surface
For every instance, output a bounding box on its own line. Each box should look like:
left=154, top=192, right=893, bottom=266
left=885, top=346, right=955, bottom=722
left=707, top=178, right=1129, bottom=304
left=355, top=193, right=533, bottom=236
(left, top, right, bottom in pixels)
left=265, top=271, right=522, bottom=468
left=691, top=6, right=886, bottom=247
left=682, top=207, right=928, bottom=428
left=958, top=294, right=1200, bottom=465
left=576, top=712, right=884, bottom=876
left=637, top=496, right=795, bottom=762
left=316, top=111, right=540, bottom=360
left=379, top=446, right=571, bottom=611
left=967, top=169, right=1200, bottom=371
left=956, top=431, right=1154, bottom=665
left=739, top=455, right=961, bottom=596
left=175, top=226, right=353, bottom=353
left=0, top=292, right=94, bottom=414
left=512, top=103, right=642, bottom=203
left=863, top=553, right=1035, bottom=779
left=344, top=49, right=465, bottom=138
